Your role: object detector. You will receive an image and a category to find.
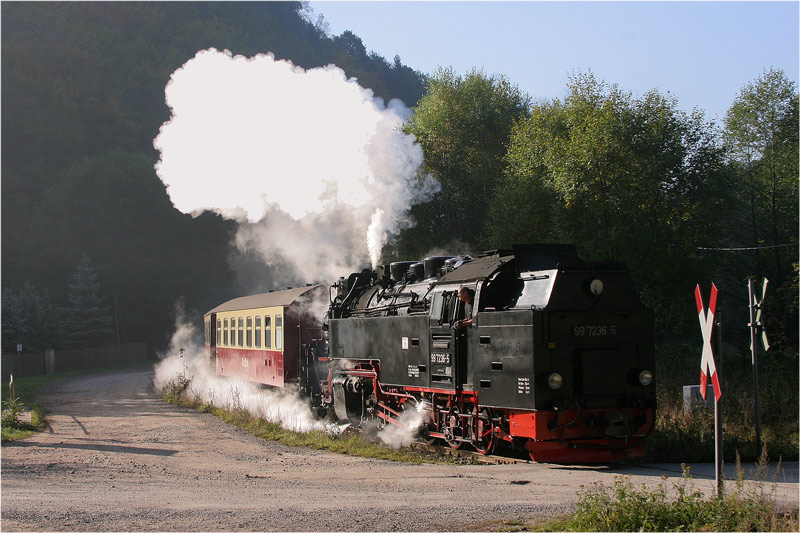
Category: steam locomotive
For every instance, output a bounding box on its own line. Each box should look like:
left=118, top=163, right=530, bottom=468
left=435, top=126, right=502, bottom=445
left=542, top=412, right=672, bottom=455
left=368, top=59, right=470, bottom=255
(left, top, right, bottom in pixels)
left=204, top=244, right=656, bottom=462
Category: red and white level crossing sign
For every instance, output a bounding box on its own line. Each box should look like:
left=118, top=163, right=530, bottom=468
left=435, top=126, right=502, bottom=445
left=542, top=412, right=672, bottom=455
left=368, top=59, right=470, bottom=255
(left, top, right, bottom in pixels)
left=695, top=283, right=722, bottom=401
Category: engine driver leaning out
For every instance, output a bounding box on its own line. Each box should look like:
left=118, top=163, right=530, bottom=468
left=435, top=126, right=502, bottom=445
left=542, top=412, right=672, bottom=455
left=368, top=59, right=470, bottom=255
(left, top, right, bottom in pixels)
left=454, top=286, right=474, bottom=330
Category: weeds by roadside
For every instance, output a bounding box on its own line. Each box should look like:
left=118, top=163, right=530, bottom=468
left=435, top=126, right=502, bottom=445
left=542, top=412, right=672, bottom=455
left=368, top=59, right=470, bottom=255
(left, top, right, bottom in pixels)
left=517, top=457, right=798, bottom=532
left=1, top=396, right=45, bottom=441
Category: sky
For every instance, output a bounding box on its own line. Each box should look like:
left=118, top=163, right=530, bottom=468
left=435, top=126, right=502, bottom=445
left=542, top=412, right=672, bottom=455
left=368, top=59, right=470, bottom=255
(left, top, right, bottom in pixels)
left=307, top=1, right=799, bottom=122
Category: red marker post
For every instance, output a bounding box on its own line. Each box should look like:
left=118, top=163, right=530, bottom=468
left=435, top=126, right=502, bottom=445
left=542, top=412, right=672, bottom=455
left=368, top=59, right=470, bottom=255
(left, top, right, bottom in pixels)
left=695, top=283, right=724, bottom=496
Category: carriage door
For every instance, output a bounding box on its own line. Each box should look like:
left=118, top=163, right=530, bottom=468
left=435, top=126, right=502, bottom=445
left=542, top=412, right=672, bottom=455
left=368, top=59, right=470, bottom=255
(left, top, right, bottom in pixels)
left=429, top=290, right=466, bottom=390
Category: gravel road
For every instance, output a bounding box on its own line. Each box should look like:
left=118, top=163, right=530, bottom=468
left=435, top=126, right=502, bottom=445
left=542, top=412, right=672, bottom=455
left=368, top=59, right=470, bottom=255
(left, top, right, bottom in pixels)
left=2, top=367, right=797, bottom=531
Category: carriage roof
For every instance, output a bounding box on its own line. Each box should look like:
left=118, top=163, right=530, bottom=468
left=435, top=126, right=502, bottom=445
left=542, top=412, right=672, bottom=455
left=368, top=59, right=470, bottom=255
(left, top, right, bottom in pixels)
left=206, top=285, right=324, bottom=315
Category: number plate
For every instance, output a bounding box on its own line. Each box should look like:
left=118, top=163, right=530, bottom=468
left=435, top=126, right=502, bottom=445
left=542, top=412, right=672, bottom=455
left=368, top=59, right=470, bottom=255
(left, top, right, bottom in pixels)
left=431, top=352, right=451, bottom=364
left=572, top=325, right=618, bottom=337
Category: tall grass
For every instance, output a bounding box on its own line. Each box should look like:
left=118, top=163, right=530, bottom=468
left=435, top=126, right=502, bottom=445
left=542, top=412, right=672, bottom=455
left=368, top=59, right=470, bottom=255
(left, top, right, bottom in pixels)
left=647, top=343, right=798, bottom=462
left=563, top=458, right=798, bottom=532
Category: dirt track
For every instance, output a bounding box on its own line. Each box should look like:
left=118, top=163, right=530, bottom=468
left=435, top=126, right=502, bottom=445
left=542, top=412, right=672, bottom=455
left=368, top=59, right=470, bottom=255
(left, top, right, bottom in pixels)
left=2, top=367, right=797, bottom=531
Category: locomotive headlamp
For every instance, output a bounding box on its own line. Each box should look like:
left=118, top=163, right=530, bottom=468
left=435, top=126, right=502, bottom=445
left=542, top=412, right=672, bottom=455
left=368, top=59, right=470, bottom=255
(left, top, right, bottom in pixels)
left=590, top=279, right=604, bottom=296
left=638, top=370, right=653, bottom=386
left=548, top=373, right=563, bottom=390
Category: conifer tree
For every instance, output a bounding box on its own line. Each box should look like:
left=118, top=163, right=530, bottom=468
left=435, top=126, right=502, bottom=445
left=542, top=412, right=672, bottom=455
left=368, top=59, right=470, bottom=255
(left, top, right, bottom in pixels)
left=59, top=254, right=114, bottom=349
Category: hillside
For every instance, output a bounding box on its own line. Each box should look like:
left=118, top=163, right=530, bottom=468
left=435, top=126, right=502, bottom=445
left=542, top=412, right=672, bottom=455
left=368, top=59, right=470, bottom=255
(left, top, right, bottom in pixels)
left=1, top=2, right=427, bottom=352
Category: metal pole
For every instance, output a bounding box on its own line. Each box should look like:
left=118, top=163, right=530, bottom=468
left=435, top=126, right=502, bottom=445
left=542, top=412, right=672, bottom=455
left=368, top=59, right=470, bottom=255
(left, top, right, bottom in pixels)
left=714, top=310, right=724, bottom=497
left=747, top=279, right=762, bottom=453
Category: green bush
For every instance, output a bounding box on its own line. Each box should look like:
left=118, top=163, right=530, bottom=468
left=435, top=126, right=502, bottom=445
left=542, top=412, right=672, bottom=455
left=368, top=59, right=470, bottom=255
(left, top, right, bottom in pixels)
left=1, top=397, right=26, bottom=428
left=566, top=464, right=798, bottom=531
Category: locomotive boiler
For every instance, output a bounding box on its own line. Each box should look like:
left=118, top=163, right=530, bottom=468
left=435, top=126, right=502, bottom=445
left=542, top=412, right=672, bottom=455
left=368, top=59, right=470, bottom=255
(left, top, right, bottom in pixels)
left=205, top=244, right=656, bottom=462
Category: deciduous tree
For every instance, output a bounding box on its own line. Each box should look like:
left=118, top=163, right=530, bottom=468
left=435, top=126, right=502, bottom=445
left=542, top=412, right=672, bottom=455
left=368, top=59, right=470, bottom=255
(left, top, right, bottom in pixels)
left=492, top=72, right=728, bottom=333
left=400, top=68, right=529, bottom=255
left=724, top=67, right=799, bottom=352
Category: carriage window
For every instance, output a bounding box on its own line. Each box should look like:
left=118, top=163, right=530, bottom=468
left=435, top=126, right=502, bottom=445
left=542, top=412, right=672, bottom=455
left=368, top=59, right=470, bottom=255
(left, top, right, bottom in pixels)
left=275, top=315, right=283, bottom=350
left=223, top=318, right=228, bottom=346
left=217, top=319, right=221, bottom=346
left=255, top=316, right=261, bottom=348
left=237, top=317, right=244, bottom=346
left=265, top=316, right=272, bottom=349
left=246, top=316, right=253, bottom=348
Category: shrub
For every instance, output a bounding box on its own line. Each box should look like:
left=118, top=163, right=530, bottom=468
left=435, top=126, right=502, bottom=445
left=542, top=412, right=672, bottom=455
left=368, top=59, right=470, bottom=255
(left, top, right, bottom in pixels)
left=566, top=463, right=798, bottom=531
left=1, top=397, right=26, bottom=429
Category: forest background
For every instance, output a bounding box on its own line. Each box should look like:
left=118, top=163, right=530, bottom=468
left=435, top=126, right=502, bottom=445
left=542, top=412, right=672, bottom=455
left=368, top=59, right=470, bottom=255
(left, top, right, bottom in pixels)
left=2, top=2, right=797, bottom=458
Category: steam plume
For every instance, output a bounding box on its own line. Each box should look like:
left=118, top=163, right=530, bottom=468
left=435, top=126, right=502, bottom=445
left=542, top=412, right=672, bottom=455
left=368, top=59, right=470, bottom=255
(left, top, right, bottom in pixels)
left=153, top=48, right=438, bottom=281
left=153, top=314, right=336, bottom=434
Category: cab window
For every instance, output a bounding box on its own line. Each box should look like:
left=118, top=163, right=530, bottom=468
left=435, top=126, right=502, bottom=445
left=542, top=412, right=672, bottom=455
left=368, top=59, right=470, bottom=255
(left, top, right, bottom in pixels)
left=431, top=290, right=457, bottom=325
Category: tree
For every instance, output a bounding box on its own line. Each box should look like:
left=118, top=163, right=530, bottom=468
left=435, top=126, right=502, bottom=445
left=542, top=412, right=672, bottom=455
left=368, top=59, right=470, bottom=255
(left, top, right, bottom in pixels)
left=58, top=254, right=114, bottom=349
left=491, top=72, right=728, bottom=333
left=399, top=68, right=530, bottom=255
left=1, top=283, right=57, bottom=354
left=724, top=67, right=799, bottom=352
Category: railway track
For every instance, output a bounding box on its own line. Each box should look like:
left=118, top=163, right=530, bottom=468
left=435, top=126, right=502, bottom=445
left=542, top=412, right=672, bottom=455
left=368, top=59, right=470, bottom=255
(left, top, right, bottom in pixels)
left=408, top=441, right=531, bottom=464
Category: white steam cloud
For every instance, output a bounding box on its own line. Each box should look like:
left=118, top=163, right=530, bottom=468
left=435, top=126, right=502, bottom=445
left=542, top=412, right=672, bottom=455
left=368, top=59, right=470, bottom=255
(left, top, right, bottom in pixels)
left=153, top=48, right=438, bottom=279
left=153, top=315, right=337, bottom=434
left=153, top=315, right=426, bottom=449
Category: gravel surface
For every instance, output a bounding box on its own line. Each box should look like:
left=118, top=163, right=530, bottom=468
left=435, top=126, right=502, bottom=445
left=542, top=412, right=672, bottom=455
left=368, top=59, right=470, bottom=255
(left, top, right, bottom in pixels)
left=2, top=367, right=797, bottom=531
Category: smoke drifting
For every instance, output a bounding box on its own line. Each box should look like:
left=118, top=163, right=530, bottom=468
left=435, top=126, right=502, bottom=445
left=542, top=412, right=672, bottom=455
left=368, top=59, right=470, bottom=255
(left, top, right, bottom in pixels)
left=154, top=315, right=425, bottom=448
left=154, top=315, right=336, bottom=434
left=153, top=48, right=438, bottom=282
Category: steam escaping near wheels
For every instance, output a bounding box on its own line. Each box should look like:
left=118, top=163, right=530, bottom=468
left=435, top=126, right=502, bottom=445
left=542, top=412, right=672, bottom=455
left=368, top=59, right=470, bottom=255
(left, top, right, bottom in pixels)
left=153, top=315, right=339, bottom=435
left=153, top=314, right=425, bottom=446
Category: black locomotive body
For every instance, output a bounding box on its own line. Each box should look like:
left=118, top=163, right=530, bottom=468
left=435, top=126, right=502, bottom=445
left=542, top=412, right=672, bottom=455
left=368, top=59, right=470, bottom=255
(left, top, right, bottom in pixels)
left=206, top=244, right=656, bottom=462
left=305, top=244, right=655, bottom=462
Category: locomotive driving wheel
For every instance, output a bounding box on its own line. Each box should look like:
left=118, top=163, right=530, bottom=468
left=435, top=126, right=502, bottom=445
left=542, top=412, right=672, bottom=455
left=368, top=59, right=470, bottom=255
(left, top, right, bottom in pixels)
left=473, top=408, right=496, bottom=455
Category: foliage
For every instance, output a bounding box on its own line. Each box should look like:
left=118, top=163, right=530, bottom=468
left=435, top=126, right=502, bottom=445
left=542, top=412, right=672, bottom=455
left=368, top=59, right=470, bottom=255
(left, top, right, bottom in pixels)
left=492, top=72, right=729, bottom=336
left=1, top=397, right=45, bottom=442
left=57, top=253, right=114, bottom=349
left=1, top=282, right=58, bottom=353
left=723, top=67, right=799, bottom=354
left=647, top=342, right=798, bottom=463
left=562, top=465, right=798, bottom=532
left=1, top=396, right=26, bottom=428
left=1, top=2, right=426, bottom=353
left=398, top=67, right=530, bottom=256
left=161, top=349, right=193, bottom=402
